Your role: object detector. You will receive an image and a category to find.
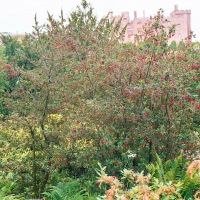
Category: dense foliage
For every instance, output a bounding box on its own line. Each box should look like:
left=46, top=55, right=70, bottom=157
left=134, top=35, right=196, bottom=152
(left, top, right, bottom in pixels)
left=97, top=154, right=200, bottom=199
left=0, top=0, right=199, bottom=199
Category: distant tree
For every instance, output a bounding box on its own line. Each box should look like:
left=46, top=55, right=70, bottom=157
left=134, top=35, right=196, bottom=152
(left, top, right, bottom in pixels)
left=170, top=40, right=177, bottom=50
left=0, top=46, right=7, bottom=63
left=1, top=34, right=39, bottom=70
left=192, top=41, right=200, bottom=51
left=0, top=72, right=9, bottom=116
left=1, top=35, right=21, bottom=63
left=178, top=40, right=185, bottom=49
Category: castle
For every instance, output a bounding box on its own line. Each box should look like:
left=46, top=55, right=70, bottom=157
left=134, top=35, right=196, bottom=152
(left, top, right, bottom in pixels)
left=110, top=5, right=191, bottom=44
left=0, top=5, right=191, bottom=46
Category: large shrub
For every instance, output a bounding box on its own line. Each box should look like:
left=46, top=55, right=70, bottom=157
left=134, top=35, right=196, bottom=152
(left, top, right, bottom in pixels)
left=0, top=0, right=199, bottom=198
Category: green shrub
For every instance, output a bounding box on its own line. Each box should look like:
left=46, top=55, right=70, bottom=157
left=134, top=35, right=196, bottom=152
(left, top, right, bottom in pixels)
left=0, top=172, right=22, bottom=199
left=96, top=155, right=200, bottom=199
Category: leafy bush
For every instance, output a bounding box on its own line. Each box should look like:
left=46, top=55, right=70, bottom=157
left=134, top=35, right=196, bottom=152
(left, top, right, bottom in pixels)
left=0, top=0, right=199, bottom=198
left=97, top=155, right=200, bottom=199
left=0, top=172, right=22, bottom=199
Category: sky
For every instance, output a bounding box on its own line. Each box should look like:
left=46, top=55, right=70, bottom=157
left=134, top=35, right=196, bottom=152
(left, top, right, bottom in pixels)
left=0, top=0, right=200, bottom=42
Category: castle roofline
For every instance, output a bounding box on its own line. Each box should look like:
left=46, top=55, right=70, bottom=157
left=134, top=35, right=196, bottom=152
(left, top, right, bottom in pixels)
left=111, top=5, right=191, bottom=22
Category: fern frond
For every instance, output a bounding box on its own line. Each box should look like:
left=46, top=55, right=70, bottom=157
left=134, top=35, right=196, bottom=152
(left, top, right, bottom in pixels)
left=155, top=154, right=165, bottom=182
left=171, top=154, right=185, bottom=180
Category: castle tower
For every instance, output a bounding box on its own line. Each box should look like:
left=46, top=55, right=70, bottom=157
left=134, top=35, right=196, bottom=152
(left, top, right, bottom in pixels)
left=169, top=5, right=191, bottom=43
left=110, top=5, right=191, bottom=44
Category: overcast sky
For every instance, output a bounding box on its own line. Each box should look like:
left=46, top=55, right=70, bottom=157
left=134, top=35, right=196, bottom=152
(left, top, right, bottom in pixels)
left=0, top=0, right=199, bottom=41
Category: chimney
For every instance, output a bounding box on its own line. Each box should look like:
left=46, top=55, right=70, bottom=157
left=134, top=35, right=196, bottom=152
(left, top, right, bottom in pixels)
left=134, top=11, right=137, bottom=19
left=122, top=11, right=129, bottom=20
left=143, top=10, right=145, bottom=18
left=174, top=5, right=178, bottom=11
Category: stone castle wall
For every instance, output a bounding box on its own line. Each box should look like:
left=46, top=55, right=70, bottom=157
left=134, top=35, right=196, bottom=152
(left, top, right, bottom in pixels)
left=110, top=5, right=191, bottom=44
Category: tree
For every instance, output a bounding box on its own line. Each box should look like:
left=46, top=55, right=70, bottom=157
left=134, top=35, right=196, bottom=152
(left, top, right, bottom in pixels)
left=1, top=1, right=199, bottom=198
left=170, top=40, right=177, bottom=50
left=1, top=0, right=122, bottom=197
left=1, top=35, right=21, bottom=63
left=0, top=46, right=7, bottom=63
left=0, top=72, right=9, bottom=116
